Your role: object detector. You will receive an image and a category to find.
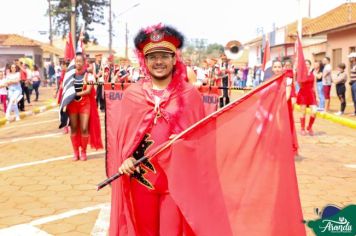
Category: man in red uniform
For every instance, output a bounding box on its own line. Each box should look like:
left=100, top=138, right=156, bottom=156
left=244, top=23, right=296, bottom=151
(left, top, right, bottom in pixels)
left=108, top=24, right=205, bottom=236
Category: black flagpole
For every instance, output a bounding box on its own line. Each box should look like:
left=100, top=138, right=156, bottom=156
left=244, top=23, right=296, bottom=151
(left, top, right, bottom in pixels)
left=96, top=156, right=148, bottom=191
left=83, top=81, right=252, bottom=91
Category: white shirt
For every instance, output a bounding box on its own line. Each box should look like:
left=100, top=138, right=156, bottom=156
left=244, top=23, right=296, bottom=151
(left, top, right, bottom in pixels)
left=322, top=64, right=332, bottom=85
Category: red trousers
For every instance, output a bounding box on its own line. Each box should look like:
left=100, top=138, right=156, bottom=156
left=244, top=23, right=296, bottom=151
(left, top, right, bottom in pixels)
left=130, top=173, right=187, bottom=236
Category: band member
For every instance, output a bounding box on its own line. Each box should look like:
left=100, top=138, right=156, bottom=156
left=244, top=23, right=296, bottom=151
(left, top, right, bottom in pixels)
left=104, top=54, right=116, bottom=83
left=93, top=53, right=105, bottom=112
left=108, top=24, right=205, bottom=236
left=283, top=59, right=297, bottom=103
left=296, top=59, right=317, bottom=135
left=219, top=58, right=232, bottom=107
left=66, top=53, right=103, bottom=161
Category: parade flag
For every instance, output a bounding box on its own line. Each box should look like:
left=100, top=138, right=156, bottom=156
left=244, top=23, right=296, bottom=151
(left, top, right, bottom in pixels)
left=58, top=29, right=85, bottom=128
left=105, top=83, right=131, bottom=178
left=295, top=36, right=309, bottom=83
left=58, top=32, right=75, bottom=104
left=150, top=74, right=306, bottom=236
left=64, top=31, right=75, bottom=62
left=262, top=35, right=272, bottom=81
left=58, top=59, right=76, bottom=128
left=76, top=26, right=85, bottom=54
left=198, top=86, right=220, bottom=115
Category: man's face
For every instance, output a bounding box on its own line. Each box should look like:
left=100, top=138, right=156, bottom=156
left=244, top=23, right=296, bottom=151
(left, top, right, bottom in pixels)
left=145, top=52, right=176, bottom=80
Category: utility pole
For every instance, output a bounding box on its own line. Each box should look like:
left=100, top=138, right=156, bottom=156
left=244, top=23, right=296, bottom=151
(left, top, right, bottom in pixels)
left=71, top=0, right=76, bottom=47
left=109, top=0, right=113, bottom=53
left=48, top=0, right=53, bottom=46
left=125, top=22, right=128, bottom=58
left=48, top=0, right=53, bottom=61
left=297, top=0, right=302, bottom=38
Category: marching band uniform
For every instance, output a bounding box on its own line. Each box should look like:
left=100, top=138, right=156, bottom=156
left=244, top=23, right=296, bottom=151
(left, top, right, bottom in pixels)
left=108, top=24, right=205, bottom=236
left=67, top=69, right=103, bottom=161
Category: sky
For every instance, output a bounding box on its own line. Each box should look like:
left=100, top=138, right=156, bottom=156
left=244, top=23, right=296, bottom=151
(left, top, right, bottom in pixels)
left=0, top=0, right=350, bottom=53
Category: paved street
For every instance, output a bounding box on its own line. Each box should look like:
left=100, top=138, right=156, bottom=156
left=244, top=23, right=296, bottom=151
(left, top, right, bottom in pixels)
left=0, top=89, right=355, bottom=235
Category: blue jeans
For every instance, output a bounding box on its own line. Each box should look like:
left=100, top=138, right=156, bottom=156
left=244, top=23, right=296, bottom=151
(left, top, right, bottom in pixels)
left=351, top=82, right=356, bottom=114
left=316, top=81, right=325, bottom=110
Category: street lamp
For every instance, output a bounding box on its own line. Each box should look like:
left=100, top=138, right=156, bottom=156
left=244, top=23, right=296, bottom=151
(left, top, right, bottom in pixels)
left=115, top=3, right=141, bottom=58
left=109, top=1, right=141, bottom=54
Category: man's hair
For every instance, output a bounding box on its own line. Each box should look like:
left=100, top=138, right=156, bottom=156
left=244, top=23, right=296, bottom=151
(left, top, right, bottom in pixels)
left=324, top=56, right=330, bottom=62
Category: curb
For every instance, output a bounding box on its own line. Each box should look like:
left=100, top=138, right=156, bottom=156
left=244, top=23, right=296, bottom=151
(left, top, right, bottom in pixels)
left=294, top=105, right=356, bottom=129
left=0, top=101, right=58, bottom=127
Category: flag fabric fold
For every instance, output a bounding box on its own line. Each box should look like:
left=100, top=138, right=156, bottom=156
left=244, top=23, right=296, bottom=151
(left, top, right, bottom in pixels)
left=148, top=73, right=306, bottom=236
left=262, top=35, right=272, bottom=81
left=64, top=32, right=75, bottom=62
left=295, top=36, right=310, bottom=83
left=58, top=59, right=76, bottom=128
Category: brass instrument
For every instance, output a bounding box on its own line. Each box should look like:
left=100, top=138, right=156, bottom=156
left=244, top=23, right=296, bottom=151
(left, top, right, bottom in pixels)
left=224, top=40, right=244, bottom=60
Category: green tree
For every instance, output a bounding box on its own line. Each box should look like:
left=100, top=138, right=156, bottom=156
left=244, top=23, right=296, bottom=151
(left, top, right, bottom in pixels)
left=206, top=43, right=224, bottom=55
left=50, top=0, right=108, bottom=42
left=183, top=40, right=224, bottom=65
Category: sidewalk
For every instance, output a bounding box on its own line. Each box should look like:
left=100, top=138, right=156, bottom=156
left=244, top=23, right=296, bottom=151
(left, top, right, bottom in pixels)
left=231, top=90, right=356, bottom=129
left=0, top=87, right=58, bottom=127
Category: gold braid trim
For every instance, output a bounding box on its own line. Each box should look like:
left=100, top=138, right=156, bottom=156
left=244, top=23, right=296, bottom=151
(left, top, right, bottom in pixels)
left=143, top=41, right=176, bottom=55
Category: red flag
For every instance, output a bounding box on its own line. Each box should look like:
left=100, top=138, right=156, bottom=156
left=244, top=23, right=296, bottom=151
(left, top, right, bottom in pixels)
left=199, top=86, right=220, bottom=115
left=150, top=74, right=306, bottom=236
left=64, top=32, right=75, bottom=61
left=295, top=36, right=309, bottom=83
left=262, top=35, right=270, bottom=71
left=262, top=35, right=273, bottom=81
left=105, top=83, right=131, bottom=178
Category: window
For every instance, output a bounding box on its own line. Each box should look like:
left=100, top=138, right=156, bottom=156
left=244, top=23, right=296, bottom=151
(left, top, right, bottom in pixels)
left=332, top=48, right=342, bottom=70
left=313, top=52, right=326, bottom=63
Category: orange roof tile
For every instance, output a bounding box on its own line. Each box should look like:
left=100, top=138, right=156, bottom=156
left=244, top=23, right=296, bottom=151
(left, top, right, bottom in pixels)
left=244, top=36, right=263, bottom=46
left=39, top=43, right=64, bottom=56
left=285, top=18, right=313, bottom=37
left=0, top=34, right=40, bottom=47
left=303, top=3, right=356, bottom=35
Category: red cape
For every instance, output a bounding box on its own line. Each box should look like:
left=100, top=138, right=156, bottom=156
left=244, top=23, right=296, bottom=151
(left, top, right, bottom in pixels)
left=108, top=79, right=205, bottom=236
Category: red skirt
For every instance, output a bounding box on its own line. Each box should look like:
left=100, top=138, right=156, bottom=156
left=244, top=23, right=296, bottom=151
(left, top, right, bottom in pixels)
left=296, top=81, right=317, bottom=106
left=67, top=96, right=91, bottom=114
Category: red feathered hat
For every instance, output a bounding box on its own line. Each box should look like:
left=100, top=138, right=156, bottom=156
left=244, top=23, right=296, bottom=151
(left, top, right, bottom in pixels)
left=134, top=24, right=184, bottom=56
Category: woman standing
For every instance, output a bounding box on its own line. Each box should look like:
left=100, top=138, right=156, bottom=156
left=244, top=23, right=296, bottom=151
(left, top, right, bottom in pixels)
left=66, top=54, right=102, bottom=161
left=0, top=70, right=8, bottom=113
left=5, top=64, right=22, bottom=121
left=313, top=61, right=324, bottom=110
left=332, top=63, right=347, bottom=115
left=31, top=65, right=41, bottom=101
left=296, top=60, right=317, bottom=135
left=349, top=53, right=356, bottom=116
